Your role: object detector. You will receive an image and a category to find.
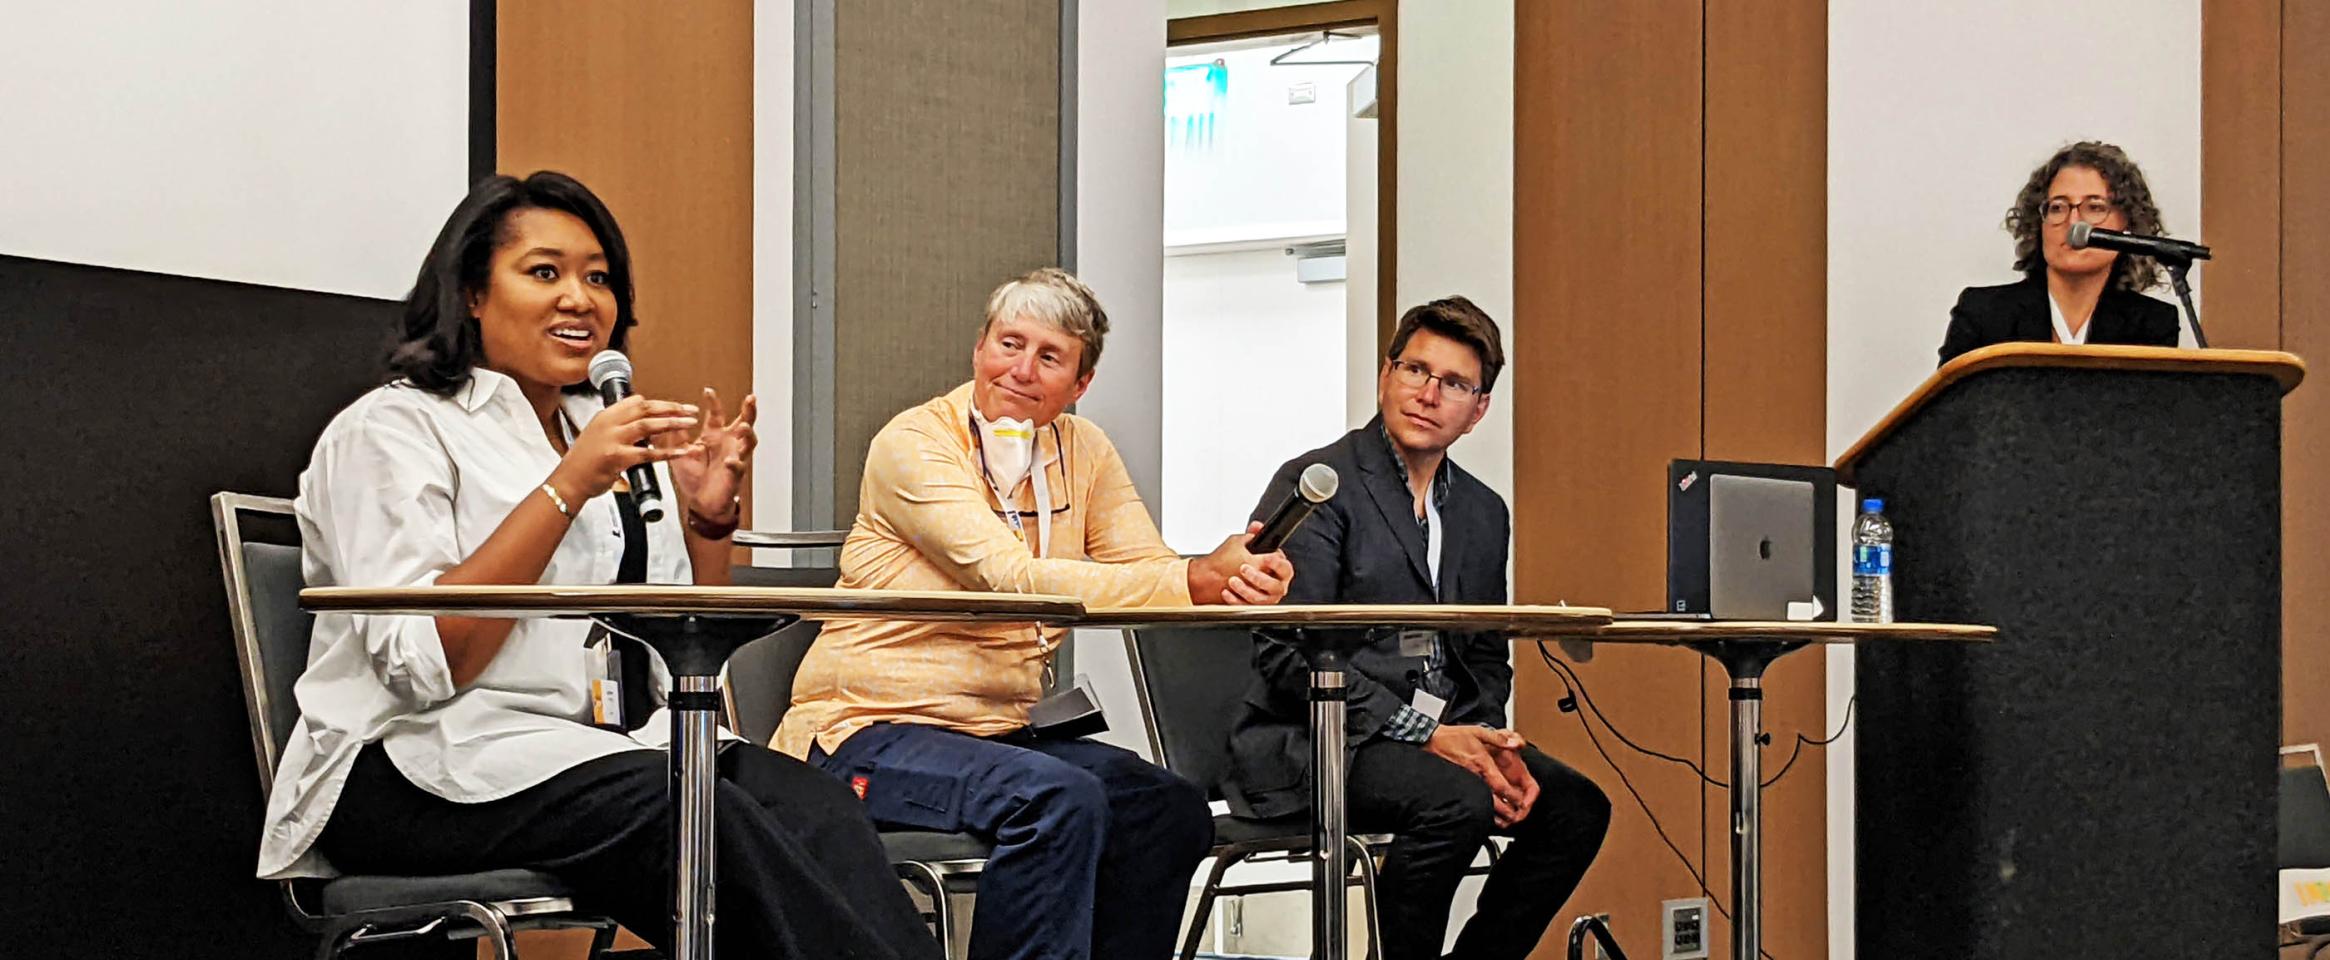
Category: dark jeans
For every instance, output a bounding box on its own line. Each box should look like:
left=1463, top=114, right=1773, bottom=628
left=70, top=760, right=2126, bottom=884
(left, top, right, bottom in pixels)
left=1347, top=739, right=1612, bottom=960
left=812, top=724, right=1215, bottom=960
left=318, top=741, right=941, bottom=960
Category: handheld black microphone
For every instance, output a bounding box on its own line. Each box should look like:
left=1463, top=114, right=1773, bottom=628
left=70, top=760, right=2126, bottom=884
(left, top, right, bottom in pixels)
left=1249, top=463, right=1339, bottom=553
left=586, top=350, right=666, bottom=523
left=2068, top=221, right=2212, bottom=263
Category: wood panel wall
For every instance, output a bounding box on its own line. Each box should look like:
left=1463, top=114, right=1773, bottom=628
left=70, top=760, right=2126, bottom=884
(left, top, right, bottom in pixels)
left=497, top=3, right=755, bottom=954
left=2287, top=0, right=2330, bottom=764
left=1699, top=3, right=1830, bottom=955
left=2204, top=0, right=2330, bottom=762
left=498, top=0, right=757, bottom=524
left=1513, top=2, right=1827, bottom=957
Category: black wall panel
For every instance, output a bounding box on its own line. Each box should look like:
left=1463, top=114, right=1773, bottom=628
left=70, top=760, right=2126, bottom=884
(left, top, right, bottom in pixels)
left=0, top=254, right=395, bottom=957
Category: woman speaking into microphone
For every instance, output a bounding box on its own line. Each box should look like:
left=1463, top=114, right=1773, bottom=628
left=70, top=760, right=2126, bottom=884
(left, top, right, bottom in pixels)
left=257, top=171, right=938, bottom=960
left=1938, top=140, right=2182, bottom=364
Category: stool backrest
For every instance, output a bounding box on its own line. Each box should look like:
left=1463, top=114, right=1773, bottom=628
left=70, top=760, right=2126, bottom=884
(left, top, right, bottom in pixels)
left=721, top=622, right=824, bottom=746
left=211, top=492, right=311, bottom=795
left=2282, top=744, right=2330, bottom=869
left=1123, top=626, right=1256, bottom=799
left=719, top=563, right=841, bottom=744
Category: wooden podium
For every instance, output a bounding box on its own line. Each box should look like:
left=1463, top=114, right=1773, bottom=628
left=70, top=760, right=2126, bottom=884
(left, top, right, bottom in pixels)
left=1835, top=344, right=2306, bottom=957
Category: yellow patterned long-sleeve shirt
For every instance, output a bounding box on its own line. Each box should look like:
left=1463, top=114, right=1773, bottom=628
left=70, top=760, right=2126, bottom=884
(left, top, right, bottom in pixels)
left=771, top=381, right=1193, bottom=758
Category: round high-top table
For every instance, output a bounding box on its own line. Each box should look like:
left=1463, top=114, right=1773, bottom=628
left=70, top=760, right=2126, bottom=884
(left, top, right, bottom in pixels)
left=1567, top=620, right=1994, bottom=960
left=303, top=584, right=1084, bottom=960
left=1082, top=604, right=1614, bottom=960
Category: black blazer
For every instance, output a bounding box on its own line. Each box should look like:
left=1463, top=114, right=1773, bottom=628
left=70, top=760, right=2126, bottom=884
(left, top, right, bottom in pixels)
left=1937, top=274, right=2180, bottom=365
left=1221, top=417, right=1512, bottom=819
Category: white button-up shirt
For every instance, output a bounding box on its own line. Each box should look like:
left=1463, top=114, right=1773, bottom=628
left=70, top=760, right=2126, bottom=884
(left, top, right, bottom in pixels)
left=258, top=368, right=693, bottom=879
left=2048, top=292, right=2092, bottom=345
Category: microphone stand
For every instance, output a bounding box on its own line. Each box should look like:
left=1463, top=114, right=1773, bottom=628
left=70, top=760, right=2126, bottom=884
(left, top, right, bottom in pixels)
left=2164, top=256, right=2209, bottom=349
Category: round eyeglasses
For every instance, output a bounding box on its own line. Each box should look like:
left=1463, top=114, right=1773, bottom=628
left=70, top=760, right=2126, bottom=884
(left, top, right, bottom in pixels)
left=2042, top=197, right=2115, bottom=226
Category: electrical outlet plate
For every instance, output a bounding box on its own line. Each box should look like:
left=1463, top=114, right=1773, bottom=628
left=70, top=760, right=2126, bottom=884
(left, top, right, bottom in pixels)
left=1661, top=898, right=1710, bottom=960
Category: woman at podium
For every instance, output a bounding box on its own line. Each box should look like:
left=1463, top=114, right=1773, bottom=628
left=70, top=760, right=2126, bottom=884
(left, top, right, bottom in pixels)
left=258, top=171, right=939, bottom=960
left=1938, top=140, right=2181, bottom=364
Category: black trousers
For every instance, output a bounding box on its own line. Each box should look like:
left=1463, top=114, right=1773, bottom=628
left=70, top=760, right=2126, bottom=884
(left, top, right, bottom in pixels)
left=318, top=742, right=941, bottom=960
left=1346, top=740, right=1612, bottom=960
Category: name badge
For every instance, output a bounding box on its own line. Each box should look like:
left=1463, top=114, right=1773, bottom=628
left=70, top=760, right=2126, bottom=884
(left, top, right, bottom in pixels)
left=592, top=676, right=625, bottom=729
left=586, top=633, right=624, bottom=730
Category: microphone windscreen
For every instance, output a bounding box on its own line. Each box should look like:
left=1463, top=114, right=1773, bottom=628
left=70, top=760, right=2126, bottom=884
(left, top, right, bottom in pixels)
left=1297, top=463, right=1339, bottom=503
left=588, top=350, right=633, bottom=390
left=2067, top=220, right=2094, bottom=249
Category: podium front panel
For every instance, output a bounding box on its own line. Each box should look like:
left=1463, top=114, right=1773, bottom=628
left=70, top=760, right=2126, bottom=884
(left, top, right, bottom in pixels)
left=1852, top=366, right=2281, bottom=957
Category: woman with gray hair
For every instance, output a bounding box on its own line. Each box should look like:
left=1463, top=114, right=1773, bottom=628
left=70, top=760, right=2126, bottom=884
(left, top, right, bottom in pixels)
left=1938, top=140, right=2182, bottom=364
left=775, top=267, right=1294, bottom=960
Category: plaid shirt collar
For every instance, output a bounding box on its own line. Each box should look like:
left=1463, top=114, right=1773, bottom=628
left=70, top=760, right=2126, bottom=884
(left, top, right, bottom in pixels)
left=1376, top=419, right=1451, bottom=523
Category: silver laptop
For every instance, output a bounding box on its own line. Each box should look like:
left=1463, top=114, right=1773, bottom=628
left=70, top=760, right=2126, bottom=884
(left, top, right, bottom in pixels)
left=1707, top=473, right=1817, bottom=620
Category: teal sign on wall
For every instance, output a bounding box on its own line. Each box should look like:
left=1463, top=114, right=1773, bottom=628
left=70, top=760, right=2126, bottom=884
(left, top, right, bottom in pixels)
left=1164, top=59, right=1228, bottom=149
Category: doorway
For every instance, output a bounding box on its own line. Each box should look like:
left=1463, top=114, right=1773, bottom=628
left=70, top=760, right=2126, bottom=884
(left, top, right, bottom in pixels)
left=1158, top=7, right=1390, bottom=553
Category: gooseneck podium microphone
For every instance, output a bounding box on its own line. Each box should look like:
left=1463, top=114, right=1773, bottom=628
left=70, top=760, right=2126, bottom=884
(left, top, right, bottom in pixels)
left=2066, top=221, right=2212, bottom=263
left=2067, top=221, right=2215, bottom=349
left=1250, top=463, right=1340, bottom=553
left=587, top=350, right=666, bottom=523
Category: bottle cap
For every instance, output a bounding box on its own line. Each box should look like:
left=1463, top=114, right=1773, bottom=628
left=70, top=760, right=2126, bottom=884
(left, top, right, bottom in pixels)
left=1862, top=498, right=1885, bottom=513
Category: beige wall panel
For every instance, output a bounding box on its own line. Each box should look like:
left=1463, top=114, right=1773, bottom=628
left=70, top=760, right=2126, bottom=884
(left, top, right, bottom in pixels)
left=830, top=0, right=1061, bottom=523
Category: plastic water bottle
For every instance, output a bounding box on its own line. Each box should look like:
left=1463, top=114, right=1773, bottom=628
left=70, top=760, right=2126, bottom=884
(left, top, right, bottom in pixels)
left=1850, top=498, right=1894, bottom=624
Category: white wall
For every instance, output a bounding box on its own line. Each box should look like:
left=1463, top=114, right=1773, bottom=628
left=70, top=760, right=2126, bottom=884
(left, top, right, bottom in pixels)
left=1065, top=0, right=1172, bottom=760
left=1825, top=3, right=2201, bottom=955
left=1395, top=0, right=1516, bottom=504
left=1165, top=0, right=1316, bottom=16
left=1160, top=247, right=1350, bottom=552
left=752, top=0, right=797, bottom=557
left=0, top=3, right=469, bottom=299
left=1157, top=35, right=1358, bottom=554
left=1164, top=46, right=1359, bottom=246
left=1829, top=0, right=2201, bottom=459
left=1346, top=65, right=1383, bottom=426
left=1074, top=0, right=1171, bottom=510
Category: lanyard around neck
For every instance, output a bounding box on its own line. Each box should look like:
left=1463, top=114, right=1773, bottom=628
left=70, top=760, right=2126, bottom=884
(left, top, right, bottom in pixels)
left=969, top=413, right=1055, bottom=559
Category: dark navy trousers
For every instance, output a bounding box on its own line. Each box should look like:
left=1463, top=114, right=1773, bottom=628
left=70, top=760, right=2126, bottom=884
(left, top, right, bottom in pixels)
left=813, top=724, right=1214, bottom=960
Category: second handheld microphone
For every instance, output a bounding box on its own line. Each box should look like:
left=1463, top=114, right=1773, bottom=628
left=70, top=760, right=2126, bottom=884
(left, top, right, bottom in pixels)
left=1249, top=463, right=1340, bottom=553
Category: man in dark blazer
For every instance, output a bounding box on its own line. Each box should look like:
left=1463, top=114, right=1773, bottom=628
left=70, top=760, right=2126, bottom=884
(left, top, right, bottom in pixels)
left=1224, top=297, right=1609, bottom=960
left=1937, top=274, right=2181, bottom=365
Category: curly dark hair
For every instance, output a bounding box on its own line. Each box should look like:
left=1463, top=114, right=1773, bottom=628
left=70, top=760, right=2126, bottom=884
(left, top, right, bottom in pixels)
left=387, top=170, right=638, bottom=396
left=2004, top=141, right=2166, bottom=292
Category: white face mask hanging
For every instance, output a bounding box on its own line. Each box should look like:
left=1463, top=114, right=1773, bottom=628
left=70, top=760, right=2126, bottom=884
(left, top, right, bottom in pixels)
left=972, top=408, right=1051, bottom=558
left=974, top=410, right=1037, bottom=496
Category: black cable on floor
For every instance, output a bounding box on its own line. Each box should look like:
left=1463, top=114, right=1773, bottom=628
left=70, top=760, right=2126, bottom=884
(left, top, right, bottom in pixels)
left=1537, top=643, right=1869, bottom=960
